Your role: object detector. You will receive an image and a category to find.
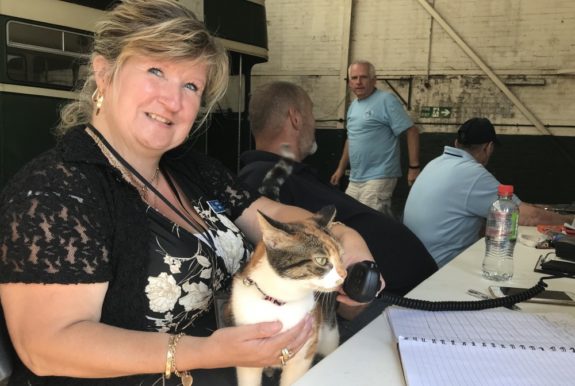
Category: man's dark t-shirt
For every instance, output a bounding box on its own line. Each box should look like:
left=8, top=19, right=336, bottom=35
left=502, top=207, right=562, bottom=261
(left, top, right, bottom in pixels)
left=239, top=150, right=438, bottom=296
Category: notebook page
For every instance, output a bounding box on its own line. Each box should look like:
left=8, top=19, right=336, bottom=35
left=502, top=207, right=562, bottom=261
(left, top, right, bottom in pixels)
left=386, top=308, right=575, bottom=348
left=398, top=338, right=575, bottom=386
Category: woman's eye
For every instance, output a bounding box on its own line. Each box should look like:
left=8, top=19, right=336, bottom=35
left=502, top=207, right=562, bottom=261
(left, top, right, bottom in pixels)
left=314, top=256, right=328, bottom=266
left=148, top=67, right=163, bottom=77
left=185, top=83, right=198, bottom=92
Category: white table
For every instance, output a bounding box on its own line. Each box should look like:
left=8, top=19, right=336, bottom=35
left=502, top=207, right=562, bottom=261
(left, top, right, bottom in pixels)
left=295, top=227, right=575, bottom=386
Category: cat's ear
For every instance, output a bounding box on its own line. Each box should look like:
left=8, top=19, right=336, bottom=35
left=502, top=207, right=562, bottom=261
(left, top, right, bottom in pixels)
left=315, top=205, right=337, bottom=228
left=257, top=210, right=294, bottom=248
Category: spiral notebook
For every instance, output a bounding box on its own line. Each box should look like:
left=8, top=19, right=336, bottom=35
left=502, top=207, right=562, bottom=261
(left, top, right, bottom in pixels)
left=386, top=307, right=575, bottom=386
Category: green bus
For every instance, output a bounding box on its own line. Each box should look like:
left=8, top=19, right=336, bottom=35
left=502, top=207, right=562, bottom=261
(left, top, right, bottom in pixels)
left=0, top=0, right=268, bottom=187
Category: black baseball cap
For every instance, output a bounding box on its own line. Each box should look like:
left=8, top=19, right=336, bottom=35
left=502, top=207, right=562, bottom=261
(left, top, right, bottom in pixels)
left=457, top=117, right=500, bottom=145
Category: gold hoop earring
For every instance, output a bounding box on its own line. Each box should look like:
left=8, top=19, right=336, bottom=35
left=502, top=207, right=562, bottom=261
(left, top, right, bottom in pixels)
left=92, top=89, right=104, bottom=116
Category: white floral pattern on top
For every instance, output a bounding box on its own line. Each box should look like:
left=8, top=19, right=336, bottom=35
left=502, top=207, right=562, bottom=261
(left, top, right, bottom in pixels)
left=144, top=199, right=251, bottom=334
left=146, top=272, right=181, bottom=313
left=213, top=228, right=245, bottom=274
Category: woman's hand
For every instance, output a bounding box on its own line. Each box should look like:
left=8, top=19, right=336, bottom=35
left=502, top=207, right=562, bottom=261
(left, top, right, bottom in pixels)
left=196, top=314, right=314, bottom=369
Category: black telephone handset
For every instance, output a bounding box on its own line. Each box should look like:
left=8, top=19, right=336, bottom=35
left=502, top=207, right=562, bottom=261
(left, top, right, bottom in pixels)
left=342, top=260, right=565, bottom=311
left=343, top=260, right=382, bottom=303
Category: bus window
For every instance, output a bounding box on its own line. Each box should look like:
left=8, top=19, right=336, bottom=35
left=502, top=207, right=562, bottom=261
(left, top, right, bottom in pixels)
left=30, top=54, right=86, bottom=87
left=5, top=20, right=92, bottom=89
left=64, top=31, right=92, bottom=55
left=7, top=20, right=92, bottom=54
left=6, top=54, right=26, bottom=81
left=8, top=21, right=62, bottom=50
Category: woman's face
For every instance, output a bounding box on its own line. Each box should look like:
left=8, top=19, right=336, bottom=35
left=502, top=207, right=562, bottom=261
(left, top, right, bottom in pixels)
left=95, top=54, right=207, bottom=157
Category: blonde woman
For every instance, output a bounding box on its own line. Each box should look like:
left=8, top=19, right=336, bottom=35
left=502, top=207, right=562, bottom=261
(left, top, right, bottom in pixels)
left=0, top=1, right=380, bottom=385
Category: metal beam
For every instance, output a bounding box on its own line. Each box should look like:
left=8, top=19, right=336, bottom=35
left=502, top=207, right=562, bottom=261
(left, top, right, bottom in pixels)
left=336, top=0, right=353, bottom=129
left=415, top=0, right=551, bottom=136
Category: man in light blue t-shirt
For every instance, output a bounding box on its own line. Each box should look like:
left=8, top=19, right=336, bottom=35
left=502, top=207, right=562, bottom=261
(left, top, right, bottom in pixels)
left=403, top=117, right=573, bottom=268
left=331, top=60, right=421, bottom=217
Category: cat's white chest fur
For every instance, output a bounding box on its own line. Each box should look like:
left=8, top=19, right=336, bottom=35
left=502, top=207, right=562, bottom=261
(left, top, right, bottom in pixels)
left=232, top=277, right=315, bottom=330
left=230, top=256, right=341, bottom=386
left=231, top=256, right=319, bottom=327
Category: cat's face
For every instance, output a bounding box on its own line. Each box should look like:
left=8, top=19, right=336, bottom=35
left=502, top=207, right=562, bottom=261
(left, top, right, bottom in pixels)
left=257, top=206, right=347, bottom=292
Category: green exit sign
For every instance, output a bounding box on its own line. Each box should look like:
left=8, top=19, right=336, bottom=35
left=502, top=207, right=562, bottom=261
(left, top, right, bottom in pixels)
left=420, top=106, right=452, bottom=118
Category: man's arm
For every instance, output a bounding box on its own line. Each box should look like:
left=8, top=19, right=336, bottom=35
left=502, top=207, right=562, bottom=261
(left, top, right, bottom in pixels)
left=405, top=125, right=420, bottom=186
left=330, top=139, right=349, bottom=186
left=518, top=202, right=574, bottom=226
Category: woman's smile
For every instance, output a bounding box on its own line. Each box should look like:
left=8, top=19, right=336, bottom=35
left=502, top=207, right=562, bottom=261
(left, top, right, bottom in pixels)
left=146, top=112, right=173, bottom=126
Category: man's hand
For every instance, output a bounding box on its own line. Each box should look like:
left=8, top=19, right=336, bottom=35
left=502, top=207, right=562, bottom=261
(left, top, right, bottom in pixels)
left=407, top=167, right=420, bottom=186
left=330, top=169, right=344, bottom=186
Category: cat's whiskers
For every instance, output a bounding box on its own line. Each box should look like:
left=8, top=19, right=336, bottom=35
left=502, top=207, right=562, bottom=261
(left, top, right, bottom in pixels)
left=313, top=292, right=323, bottom=307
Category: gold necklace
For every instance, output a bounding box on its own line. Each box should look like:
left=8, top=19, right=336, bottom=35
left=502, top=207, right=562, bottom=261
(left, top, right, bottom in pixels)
left=86, top=128, right=160, bottom=200
left=148, top=168, right=161, bottom=206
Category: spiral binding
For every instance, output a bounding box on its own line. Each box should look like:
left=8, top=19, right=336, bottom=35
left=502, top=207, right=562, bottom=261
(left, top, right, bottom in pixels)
left=401, top=336, right=572, bottom=352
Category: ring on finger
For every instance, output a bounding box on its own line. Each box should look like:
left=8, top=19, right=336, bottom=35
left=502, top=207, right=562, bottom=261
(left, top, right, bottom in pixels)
left=282, top=347, right=294, bottom=359
left=279, top=347, right=294, bottom=366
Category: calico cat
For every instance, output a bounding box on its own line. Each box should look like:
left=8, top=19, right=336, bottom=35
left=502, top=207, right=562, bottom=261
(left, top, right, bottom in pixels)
left=230, top=205, right=346, bottom=386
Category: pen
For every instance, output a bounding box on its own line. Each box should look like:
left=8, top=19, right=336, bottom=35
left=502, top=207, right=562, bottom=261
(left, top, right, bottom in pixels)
left=466, top=289, right=521, bottom=311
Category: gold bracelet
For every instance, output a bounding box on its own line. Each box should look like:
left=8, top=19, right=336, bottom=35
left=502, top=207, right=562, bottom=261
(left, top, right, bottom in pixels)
left=165, top=333, right=194, bottom=385
left=175, top=367, right=194, bottom=386
left=165, top=333, right=184, bottom=379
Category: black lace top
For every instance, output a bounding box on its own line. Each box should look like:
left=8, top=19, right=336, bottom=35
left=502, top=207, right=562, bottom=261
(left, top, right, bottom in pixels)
left=0, top=127, right=259, bottom=385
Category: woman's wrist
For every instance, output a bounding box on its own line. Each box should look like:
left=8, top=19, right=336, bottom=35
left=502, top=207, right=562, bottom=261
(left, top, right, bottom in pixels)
left=166, top=333, right=188, bottom=380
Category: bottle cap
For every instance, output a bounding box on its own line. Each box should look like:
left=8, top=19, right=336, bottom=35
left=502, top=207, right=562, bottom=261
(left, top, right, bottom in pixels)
left=498, top=184, right=514, bottom=195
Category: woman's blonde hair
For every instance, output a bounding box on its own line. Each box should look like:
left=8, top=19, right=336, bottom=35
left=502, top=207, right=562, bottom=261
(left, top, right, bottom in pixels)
left=57, top=0, right=229, bottom=135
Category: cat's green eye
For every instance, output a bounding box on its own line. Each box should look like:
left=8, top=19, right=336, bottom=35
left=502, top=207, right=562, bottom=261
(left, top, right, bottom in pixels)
left=314, top=256, right=328, bottom=266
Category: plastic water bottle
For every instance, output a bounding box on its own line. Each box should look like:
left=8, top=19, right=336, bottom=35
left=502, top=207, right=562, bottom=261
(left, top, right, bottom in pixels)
left=482, top=184, right=519, bottom=281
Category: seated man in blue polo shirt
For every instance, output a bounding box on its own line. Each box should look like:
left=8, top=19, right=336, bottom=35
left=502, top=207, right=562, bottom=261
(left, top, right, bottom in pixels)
left=239, top=81, right=438, bottom=296
left=403, top=117, right=573, bottom=268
